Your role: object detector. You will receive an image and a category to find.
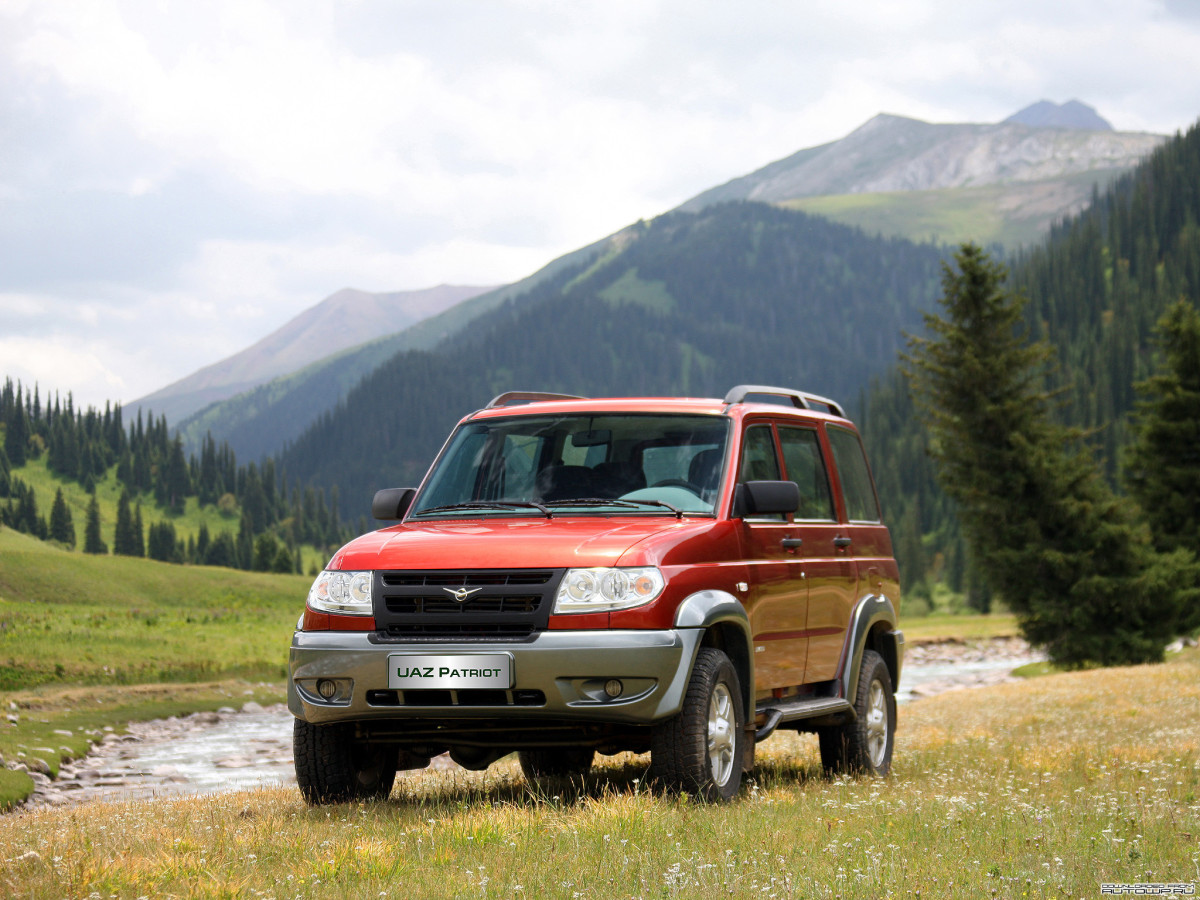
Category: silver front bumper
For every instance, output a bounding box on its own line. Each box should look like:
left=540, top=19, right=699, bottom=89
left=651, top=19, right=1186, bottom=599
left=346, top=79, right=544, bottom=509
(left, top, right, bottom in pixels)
left=288, top=628, right=705, bottom=725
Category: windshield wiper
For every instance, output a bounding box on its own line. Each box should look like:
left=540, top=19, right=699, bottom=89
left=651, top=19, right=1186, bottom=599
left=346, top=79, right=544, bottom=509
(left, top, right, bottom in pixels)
left=542, top=497, right=686, bottom=519
left=412, top=500, right=553, bottom=518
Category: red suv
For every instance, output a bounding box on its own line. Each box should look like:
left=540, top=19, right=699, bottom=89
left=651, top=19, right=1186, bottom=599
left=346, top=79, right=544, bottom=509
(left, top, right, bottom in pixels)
left=289, top=386, right=903, bottom=802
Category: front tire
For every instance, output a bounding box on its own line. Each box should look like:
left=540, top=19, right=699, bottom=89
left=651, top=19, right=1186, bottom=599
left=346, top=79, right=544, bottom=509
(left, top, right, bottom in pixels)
left=818, top=649, right=895, bottom=776
left=649, top=647, right=745, bottom=801
left=293, top=719, right=397, bottom=804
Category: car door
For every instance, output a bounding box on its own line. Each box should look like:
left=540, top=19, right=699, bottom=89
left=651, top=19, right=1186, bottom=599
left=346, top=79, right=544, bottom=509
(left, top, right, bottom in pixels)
left=778, top=425, right=858, bottom=684
left=737, top=421, right=808, bottom=693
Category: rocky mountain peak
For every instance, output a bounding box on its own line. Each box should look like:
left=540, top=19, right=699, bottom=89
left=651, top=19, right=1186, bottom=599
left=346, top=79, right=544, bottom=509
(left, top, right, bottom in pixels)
left=1004, top=100, right=1114, bottom=131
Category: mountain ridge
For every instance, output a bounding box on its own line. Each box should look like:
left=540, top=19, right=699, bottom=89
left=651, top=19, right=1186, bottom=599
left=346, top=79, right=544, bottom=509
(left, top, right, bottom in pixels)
left=128, top=283, right=494, bottom=426
left=170, top=102, right=1165, bottom=463
left=681, top=113, right=1164, bottom=210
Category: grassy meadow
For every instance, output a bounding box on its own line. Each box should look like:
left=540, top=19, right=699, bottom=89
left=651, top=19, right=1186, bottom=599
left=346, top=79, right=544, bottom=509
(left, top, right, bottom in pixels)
left=1, top=523, right=1197, bottom=897
left=0, top=648, right=1196, bottom=898
left=0, top=527, right=305, bottom=807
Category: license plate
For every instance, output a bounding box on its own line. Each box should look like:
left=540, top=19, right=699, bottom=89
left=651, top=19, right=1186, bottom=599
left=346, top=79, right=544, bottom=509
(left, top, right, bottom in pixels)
left=388, top=653, right=513, bottom=690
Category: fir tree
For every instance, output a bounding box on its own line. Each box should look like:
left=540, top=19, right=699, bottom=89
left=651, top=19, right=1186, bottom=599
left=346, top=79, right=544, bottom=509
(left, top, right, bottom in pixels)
left=83, top=492, right=107, bottom=554
left=49, top=487, right=76, bottom=548
left=113, top=490, right=137, bottom=556
left=133, top=501, right=146, bottom=558
left=1124, top=299, right=1200, bottom=557
left=272, top=543, right=294, bottom=574
left=147, top=520, right=178, bottom=562
left=253, top=532, right=279, bottom=572
left=903, top=244, right=1195, bottom=667
left=4, top=397, right=28, bottom=467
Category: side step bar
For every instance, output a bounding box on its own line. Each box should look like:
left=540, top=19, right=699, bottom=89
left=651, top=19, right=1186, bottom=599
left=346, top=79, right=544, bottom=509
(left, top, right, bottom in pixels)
left=754, top=697, right=853, bottom=742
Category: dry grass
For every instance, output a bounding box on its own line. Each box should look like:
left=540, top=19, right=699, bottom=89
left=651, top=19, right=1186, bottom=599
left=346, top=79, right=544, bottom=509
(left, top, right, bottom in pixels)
left=2, top=650, right=1197, bottom=898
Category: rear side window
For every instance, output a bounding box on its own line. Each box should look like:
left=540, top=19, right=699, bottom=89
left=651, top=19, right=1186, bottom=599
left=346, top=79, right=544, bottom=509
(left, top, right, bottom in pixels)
left=827, top=426, right=881, bottom=522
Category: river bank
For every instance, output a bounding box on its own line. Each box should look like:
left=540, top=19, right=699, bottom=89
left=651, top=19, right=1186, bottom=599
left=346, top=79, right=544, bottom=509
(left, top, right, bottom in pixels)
left=13, top=636, right=1042, bottom=811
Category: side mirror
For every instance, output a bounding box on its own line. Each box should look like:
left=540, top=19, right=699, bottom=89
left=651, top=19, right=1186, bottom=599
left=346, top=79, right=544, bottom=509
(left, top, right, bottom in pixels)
left=733, top=480, right=800, bottom=518
left=372, top=487, right=417, bottom=520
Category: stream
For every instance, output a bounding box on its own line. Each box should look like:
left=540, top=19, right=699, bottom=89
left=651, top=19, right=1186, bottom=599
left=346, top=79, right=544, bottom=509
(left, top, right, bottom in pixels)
left=18, top=638, right=1041, bottom=809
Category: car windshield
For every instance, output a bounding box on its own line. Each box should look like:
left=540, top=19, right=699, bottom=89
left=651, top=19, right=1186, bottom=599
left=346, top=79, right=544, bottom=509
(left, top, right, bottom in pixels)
left=410, top=413, right=730, bottom=518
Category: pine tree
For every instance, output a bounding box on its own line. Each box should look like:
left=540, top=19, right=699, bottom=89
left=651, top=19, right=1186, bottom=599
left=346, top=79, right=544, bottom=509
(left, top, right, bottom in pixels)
left=83, top=492, right=107, bottom=554
left=1124, top=299, right=1200, bottom=558
left=49, top=487, right=76, bottom=548
left=272, top=543, right=294, bottom=574
left=253, top=532, right=279, bottom=572
left=113, top=490, right=137, bottom=556
left=133, top=501, right=146, bottom=558
left=903, top=244, right=1195, bottom=667
left=147, top=520, right=178, bottom=562
left=4, top=397, right=28, bottom=467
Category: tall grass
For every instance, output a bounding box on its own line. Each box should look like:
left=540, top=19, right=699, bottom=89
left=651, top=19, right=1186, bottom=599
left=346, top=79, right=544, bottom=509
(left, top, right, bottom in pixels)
left=3, top=650, right=1196, bottom=898
left=0, top=529, right=306, bottom=689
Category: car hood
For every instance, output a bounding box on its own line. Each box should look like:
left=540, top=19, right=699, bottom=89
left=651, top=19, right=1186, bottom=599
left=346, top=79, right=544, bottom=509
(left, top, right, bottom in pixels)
left=328, top=516, right=713, bottom=571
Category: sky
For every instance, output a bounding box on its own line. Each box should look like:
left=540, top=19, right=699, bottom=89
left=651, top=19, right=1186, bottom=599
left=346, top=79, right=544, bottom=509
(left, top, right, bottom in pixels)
left=3, top=0, right=1200, bottom=411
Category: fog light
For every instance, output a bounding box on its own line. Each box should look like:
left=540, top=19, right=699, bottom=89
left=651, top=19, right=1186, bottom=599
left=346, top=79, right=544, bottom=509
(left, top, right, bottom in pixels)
left=604, top=679, right=623, bottom=698
left=316, top=679, right=338, bottom=700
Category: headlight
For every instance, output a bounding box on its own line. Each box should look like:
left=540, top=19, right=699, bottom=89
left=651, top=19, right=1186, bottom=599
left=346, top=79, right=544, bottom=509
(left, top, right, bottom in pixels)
left=553, top=566, right=665, bottom=613
left=308, top=570, right=374, bottom=615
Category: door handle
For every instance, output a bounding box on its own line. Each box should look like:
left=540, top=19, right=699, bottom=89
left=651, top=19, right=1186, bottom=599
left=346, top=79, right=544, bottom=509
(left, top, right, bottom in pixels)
left=781, top=537, right=803, bottom=549
left=833, top=536, right=853, bottom=548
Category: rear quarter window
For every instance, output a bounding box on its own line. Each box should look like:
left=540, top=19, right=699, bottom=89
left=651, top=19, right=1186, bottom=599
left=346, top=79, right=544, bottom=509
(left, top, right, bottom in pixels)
left=827, top=426, right=881, bottom=523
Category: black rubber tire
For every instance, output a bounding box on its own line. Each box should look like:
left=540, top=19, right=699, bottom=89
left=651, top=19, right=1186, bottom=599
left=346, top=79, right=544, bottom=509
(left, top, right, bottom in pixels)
left=818, top=649, right=895, bottom=776
left=293, top=719, right=397, bottom=804
left=518, top=747, right=595, bottom=788
left=648, top=647, right=745, bottom=802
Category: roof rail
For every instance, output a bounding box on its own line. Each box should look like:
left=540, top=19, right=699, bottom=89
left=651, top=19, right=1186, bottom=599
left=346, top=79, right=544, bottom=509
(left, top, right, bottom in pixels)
left=485, top=391, right=588, bottom=409
left=723, top=384, right=846, bottom=418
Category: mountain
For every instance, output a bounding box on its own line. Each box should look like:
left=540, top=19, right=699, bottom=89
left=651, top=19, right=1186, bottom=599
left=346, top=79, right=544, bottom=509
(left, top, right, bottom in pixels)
left=682, top=109, right=1164, bottom=248
left=172, top=103, right=1166, bottom=467
left=129, top=284, right=494, bottom=426
left=172, top=241, right=608, bottom=460
left=277, top=202, right=947, bottom=517
left=1004, top=99, right=1113, bottom=130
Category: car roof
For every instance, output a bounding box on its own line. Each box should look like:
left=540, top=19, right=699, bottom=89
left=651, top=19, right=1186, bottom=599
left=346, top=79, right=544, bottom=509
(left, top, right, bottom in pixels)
left=467, top=391, right=851, bottom=425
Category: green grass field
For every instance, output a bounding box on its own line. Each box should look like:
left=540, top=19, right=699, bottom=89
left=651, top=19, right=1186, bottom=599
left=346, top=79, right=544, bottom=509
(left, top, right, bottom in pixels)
left=0, top=527, right=305, bottom=808
left=2, top=649, right=1195, bottom=898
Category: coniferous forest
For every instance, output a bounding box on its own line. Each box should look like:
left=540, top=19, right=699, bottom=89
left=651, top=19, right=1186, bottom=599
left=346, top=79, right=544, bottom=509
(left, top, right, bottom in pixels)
left=862, top=119, right=1200, bottom=606
left=0, top=381, right=351, bottom=571
left=278, top=202, right=947, bottom=517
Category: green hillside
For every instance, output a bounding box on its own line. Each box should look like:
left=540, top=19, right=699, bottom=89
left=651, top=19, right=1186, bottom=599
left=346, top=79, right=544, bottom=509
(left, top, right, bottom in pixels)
left=782, top=170, right=1126, bottom=250
left=278, top=202, right=947, bottom=516
left=0, top=528, right=304, bottom=690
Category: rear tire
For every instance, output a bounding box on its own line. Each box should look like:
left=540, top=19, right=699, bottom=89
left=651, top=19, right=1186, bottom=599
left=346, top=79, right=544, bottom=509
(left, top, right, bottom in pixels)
left=818, top=649, right=895, bottom=776
left=293, top=719, right=397, bottom=804
left=649, top=647, right=745, bottom=801
left=518, top=747, right=595, bottom=789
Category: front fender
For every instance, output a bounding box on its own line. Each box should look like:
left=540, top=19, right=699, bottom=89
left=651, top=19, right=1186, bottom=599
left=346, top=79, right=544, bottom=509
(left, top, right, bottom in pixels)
left=673, top=589, right=754, bottom=719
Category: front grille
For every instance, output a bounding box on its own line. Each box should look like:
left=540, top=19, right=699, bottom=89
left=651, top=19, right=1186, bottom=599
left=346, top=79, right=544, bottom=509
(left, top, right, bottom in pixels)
left=374, top=569, right=562, bottom=640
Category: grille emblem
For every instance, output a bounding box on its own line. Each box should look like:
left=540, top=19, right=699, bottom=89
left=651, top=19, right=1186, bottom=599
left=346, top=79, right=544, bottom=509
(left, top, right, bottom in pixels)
left=443, top=586, right=483, bottom=603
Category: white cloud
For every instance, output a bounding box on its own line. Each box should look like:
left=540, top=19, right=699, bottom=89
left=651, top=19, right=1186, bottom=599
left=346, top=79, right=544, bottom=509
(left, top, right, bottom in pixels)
left=2, top=0, right=1200, bottom=412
